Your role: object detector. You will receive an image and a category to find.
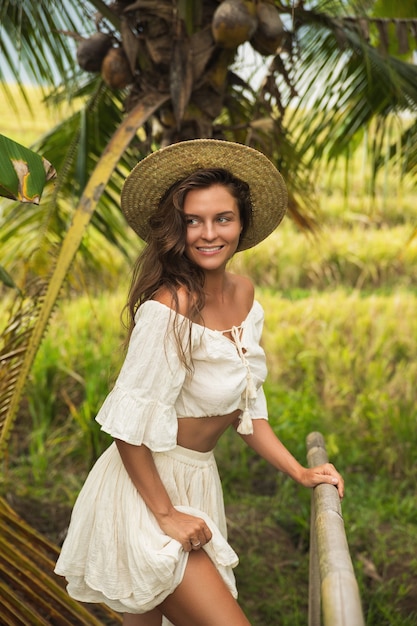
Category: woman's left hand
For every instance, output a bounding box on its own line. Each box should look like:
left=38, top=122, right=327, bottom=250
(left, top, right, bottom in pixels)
left=299, top=463, right=345, bottom=499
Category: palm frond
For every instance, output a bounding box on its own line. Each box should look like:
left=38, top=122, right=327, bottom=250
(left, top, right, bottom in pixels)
left=0, top=266, right=22, bottom=294
left=285, top=7, right=417, bottom=172
left=0, top=1, right=89, bottom=106
left=0, top=81, right=138, bottom=278
left=0, top=92, right=168, bottom=457
left=0, top=135, right=56, bottom=203
left=0, top=496, right=122, bottom=625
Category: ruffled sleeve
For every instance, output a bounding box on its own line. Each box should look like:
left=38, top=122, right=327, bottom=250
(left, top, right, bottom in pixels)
left=248, top=385, right=268, bottom=420
left=96, top=301, right=189, bottom=451
left=248, top=304, right=269, bottom=422
left=235, top=301, right=269, bottom=434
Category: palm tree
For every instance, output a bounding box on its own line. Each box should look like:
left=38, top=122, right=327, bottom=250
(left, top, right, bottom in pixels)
left=1, top=0, right=417, bottom=273
left=0, top=0, right=416, bottom=621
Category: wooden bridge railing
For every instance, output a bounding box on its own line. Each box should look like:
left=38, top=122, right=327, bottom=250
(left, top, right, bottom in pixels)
left=307, top=432, right=365, bottom=626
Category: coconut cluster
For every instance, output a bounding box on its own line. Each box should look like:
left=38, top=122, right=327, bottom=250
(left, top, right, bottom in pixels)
left=75, top=1, right=285, bottom=91
left=76, top=33, right=133, bottom=89
left=212, top=0, right=285, bottom=54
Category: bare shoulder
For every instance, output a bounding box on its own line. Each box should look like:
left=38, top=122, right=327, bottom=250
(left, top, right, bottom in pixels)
left=228, top=273, right=255, bottom=309
left=153, top=286, right=190, bottom=316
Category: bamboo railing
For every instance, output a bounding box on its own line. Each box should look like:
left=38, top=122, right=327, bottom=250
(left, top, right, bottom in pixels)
left=307, top=432, right=365, bottom=626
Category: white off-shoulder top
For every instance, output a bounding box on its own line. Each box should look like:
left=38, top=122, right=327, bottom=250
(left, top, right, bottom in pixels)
left=96, top=299, right=268, bottom=451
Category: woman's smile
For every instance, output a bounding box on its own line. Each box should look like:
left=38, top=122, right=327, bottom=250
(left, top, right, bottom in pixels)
left=197, top=245, right=224, bottom=254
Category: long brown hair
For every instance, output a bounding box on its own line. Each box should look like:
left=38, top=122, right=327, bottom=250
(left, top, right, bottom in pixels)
left=125, top=167, right=253, bottom=365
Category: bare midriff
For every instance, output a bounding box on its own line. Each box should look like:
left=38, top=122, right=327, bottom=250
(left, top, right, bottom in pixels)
left=176, top=409, right=242, bottom=452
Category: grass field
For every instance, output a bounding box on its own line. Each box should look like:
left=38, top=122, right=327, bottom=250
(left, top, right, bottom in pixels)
left=1, top=88, right=416, bottom=624
left=0, top=83, right=75, bottom=146
left=2, top=285, right=416, bottom=624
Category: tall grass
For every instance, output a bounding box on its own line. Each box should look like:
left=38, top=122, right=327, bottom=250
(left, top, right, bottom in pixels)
left=231, top=221, right=417, bottom=291
left=0, top=84, right=76, bottom=146
left=4, top=286, right=416, bottom=484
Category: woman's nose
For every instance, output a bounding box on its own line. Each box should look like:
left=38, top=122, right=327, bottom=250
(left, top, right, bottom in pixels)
left=202, top=221, right=216, bottom=240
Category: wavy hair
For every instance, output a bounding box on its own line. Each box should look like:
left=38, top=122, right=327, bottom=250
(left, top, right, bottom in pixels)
left=124, top=167, right=253, bottom=366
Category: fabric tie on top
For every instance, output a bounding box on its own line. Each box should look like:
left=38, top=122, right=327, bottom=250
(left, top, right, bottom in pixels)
left=224, top=325, right=258, bottom=435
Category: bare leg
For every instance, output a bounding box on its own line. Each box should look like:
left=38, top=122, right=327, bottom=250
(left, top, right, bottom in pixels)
left=123, top=609, right=162, bottom=626
left=160, top=550, right=251, bottom=626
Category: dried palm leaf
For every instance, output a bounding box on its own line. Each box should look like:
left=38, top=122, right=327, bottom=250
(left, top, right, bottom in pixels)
left=170, top=22, right=193, bottom=128
left=120, top=15, right=140, bottom=74
left=0, top=496, right=122, bottom=624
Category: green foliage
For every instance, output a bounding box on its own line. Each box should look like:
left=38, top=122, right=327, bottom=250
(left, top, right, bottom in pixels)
left=1, top=134, right=416, bottom=623
left=2, top=0, right=417, bottom=293
left=1, top=2, right=417, bottom=622
left=2, top=279, right=416, bottom=623
left=232, top=223, right=417, bottom=291
left=0, top=133, right=56, bottom=204
left=0, top=264, right=22, bottom=294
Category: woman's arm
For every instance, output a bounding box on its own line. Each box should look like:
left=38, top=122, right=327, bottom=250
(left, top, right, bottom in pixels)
left=236, top=419, right=344, bottom=499
left=115, top=439, right=212, bottom=550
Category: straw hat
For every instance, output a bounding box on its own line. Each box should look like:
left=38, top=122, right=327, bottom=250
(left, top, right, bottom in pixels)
left=120, top=139, right=287, bottom=251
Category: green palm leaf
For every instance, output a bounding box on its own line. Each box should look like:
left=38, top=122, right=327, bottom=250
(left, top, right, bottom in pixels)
left=0, top=135, right=56, bottom=203
left=0, top=266, right=22, bottom=294
left=0, top=82, right=139, bottom=279
left=0, top=1, right=85, bottom=106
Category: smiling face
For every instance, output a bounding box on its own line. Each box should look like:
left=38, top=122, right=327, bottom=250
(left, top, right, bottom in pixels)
left=183, top=184, right=243, bottom=272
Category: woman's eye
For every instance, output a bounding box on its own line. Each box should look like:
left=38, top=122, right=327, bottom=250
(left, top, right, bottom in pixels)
left=186, top=217, right=199, bottom=225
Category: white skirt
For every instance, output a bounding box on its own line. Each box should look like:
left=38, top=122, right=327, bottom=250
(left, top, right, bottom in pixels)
left=54, top=442, right=239, bottom=618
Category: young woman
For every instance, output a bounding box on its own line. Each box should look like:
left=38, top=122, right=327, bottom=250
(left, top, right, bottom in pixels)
left=55, top=140, right=344, bottom=626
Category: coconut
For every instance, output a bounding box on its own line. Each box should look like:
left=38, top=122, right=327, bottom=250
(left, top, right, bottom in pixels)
left=251, top=2, right=285, bottom=55
left=101, top=47, right=134, bottom=89
left=212, top=0, right=258, bottom=49
left=76, top=33, right=113, bottom=72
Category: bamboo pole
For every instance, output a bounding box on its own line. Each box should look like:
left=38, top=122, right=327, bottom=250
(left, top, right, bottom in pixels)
left=307, top=432, right=365, bottom=626
left=308, top=496, right=321, bottom=626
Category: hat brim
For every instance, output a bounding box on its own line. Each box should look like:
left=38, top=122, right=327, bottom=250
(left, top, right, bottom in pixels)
left=120, top=139, right=288, bottom=251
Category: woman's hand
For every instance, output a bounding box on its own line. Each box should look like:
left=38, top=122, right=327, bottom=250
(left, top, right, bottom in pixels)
left=299, top=463, right=345, bottom=499
left=156, top=508, right=213, bottom=552
left=239, top=421, right=345, bottom=499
